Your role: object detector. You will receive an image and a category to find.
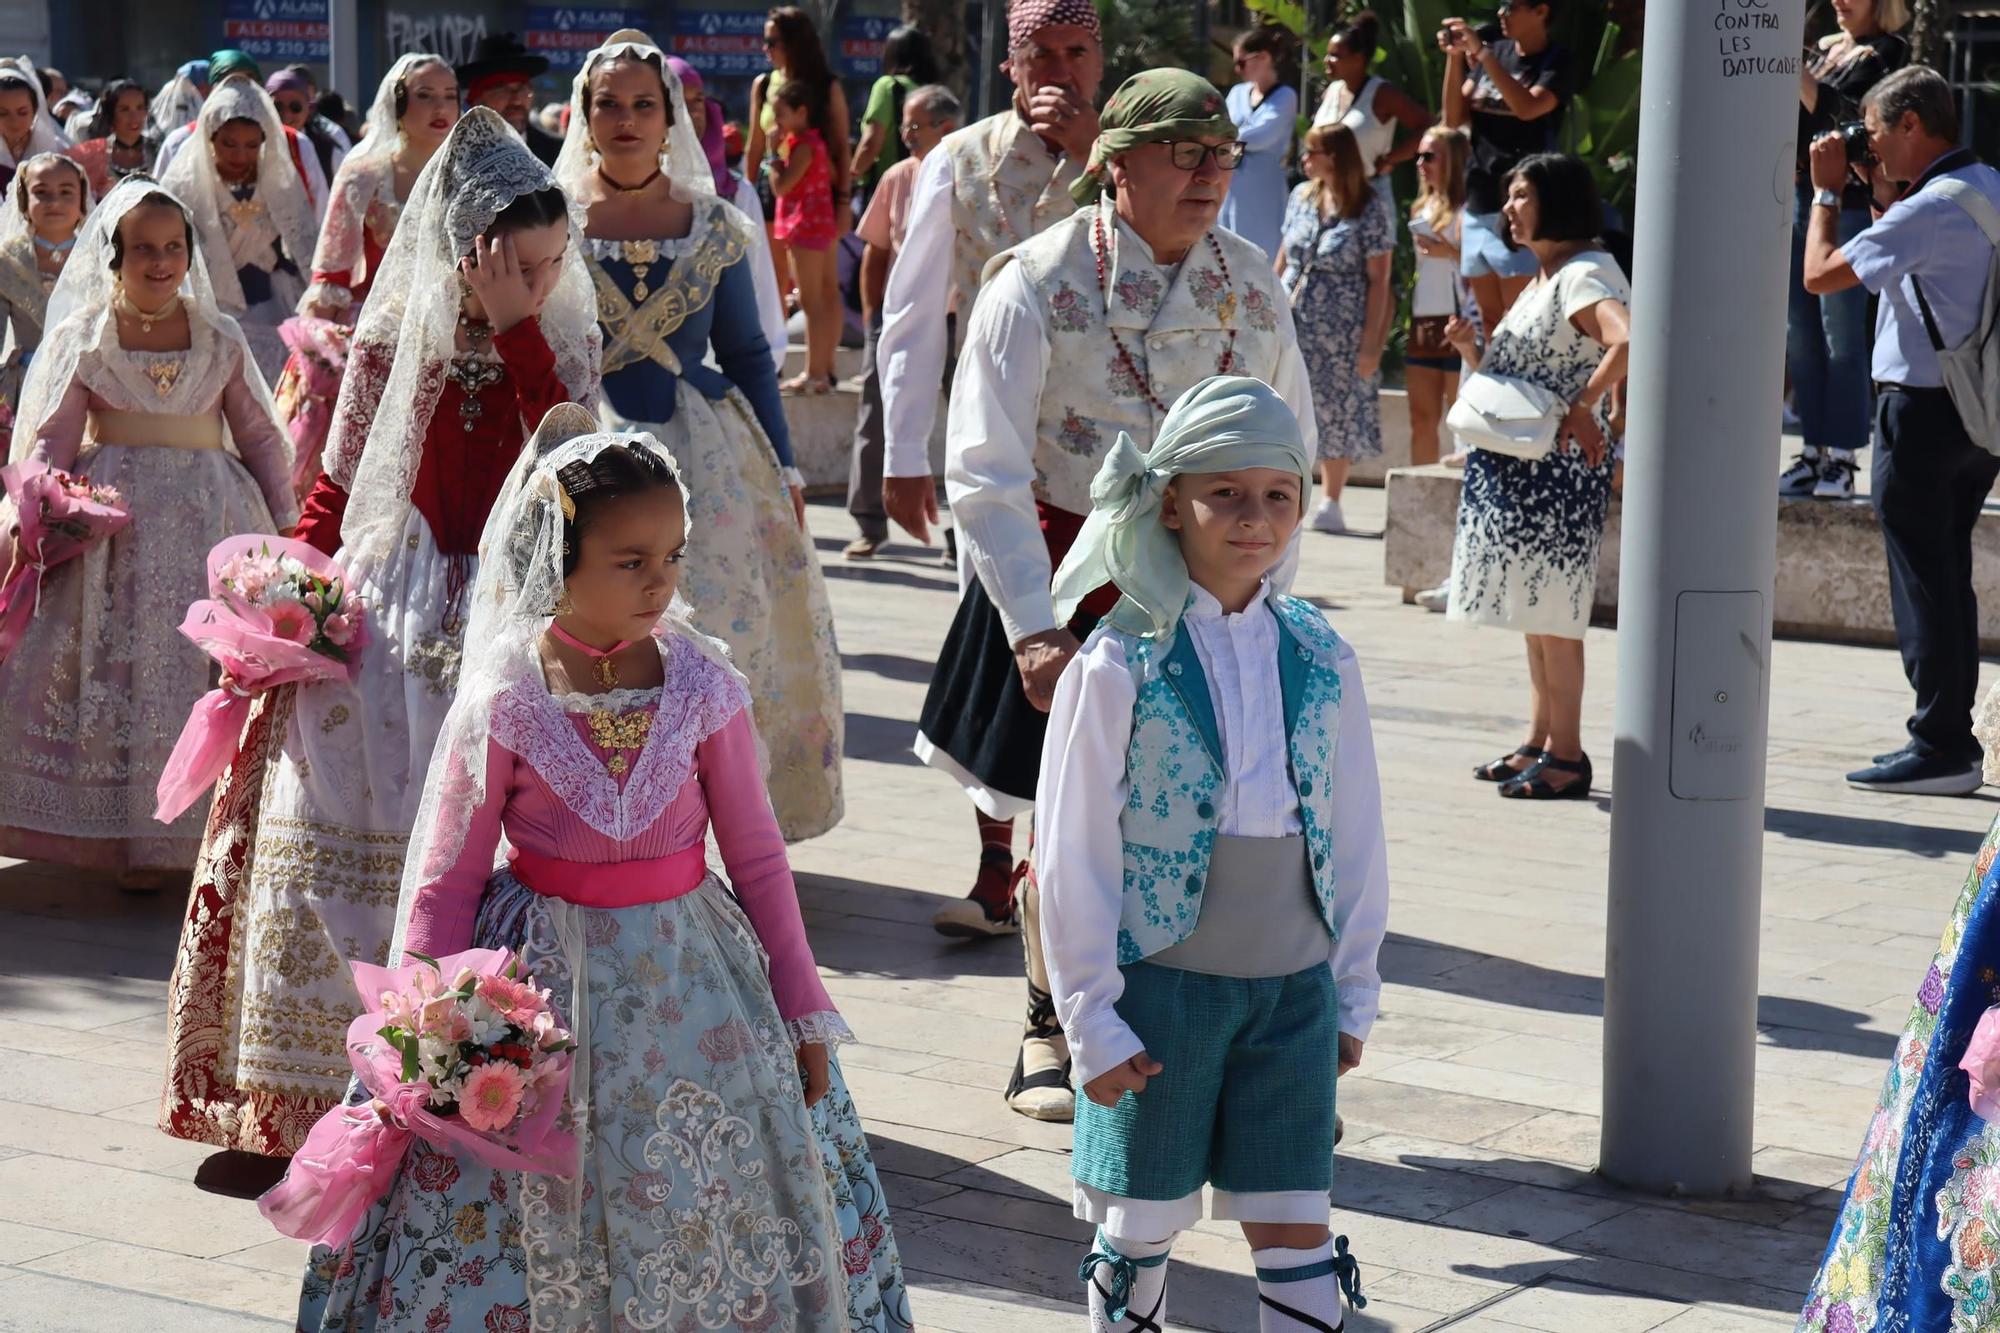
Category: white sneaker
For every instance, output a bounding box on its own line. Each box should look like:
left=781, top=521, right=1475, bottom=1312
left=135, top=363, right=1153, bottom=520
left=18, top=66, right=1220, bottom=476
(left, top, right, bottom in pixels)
left=1309, top=497, right=1347, bottom=534
left=1778, top=450, right=1821, bottom=498
left=1813, top=452, right=1858, bottom=500
left=1414, top=584, right=1448, bottom=613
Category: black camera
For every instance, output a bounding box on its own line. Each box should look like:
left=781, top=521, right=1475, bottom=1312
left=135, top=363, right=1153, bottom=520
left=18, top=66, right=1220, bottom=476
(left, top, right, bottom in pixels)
left=1838, top=121, right=1874, bottom=166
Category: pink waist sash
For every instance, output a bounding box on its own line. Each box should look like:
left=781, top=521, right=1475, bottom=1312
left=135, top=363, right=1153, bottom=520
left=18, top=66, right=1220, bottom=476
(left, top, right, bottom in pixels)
left=506, top=843, right=707, bottom=909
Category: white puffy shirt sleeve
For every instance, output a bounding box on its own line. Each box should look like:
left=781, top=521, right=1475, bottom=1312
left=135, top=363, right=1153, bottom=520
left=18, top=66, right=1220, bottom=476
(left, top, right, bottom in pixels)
left=878, top=146, right=956, bottom=479
left=943, top=259, right=1056, bottom=645
left=1036, top=630, right=1144, bottom=1089
left=1327, top=637, right=1389, bottom=1041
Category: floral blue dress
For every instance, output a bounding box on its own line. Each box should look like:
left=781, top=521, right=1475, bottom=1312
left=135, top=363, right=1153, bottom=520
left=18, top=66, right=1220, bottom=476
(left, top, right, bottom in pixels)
left=1445, top=253, right=1628, bottom=640
left=1798, top=813, right=2000, bottom=1333
left=1279, top=183, right=1396, bottom=462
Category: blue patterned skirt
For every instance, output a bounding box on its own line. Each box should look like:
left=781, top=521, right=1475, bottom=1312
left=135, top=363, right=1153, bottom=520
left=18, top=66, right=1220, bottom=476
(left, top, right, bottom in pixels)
left=1446, top=444, right=1614, bottom=640
left=1799, top=814, right=2000, bottom=1332
left=294, top=871, right=911, bottom=1332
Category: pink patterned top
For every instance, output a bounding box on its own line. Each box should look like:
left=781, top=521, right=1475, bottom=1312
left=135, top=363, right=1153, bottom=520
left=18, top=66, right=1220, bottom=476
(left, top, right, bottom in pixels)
left=403, top=631, right=837, bottom=1029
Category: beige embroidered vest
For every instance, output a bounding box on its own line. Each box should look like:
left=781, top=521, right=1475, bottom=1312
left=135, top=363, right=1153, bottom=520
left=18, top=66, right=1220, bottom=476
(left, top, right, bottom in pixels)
left=991, top=200, right=1288, bottom=516
left=942, top=110, right=1081, bottom=316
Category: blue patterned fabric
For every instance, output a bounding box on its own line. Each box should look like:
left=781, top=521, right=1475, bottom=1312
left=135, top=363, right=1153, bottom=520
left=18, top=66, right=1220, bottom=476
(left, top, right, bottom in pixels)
left=1071, top=960, right=1337, bottom=1199
left=295, top=871, right=911, bottom=1332
left=1279, top=183, right=1396, bottom=462
left=1112, top=593, right=1345, bottom=964
left=1798, top=816, right=2000, bottom=1333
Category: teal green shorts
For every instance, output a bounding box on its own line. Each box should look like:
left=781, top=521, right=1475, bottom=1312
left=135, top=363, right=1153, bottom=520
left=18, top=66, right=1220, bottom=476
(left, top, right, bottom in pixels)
left=1071, top=960, right=1338, bottom=1201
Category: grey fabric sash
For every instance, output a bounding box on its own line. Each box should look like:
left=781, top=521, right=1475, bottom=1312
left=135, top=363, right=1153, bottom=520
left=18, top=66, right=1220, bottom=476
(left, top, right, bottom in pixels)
left=1147, top=833, right=1329, bottom=978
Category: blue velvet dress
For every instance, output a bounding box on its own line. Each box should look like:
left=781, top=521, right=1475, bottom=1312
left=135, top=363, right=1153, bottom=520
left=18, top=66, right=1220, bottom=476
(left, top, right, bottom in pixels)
left=587, top=197, right=843, bottom=842
left=1799, top=814, right=2000, bottom=1332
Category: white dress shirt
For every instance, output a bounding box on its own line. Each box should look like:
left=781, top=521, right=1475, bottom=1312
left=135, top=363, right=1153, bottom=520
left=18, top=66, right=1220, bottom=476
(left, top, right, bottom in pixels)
left=1036, top=584, right=1391, bottom=1089
left=944, top=221, right=1319, bottom=647
left=876, top=146, right=957, bottom=480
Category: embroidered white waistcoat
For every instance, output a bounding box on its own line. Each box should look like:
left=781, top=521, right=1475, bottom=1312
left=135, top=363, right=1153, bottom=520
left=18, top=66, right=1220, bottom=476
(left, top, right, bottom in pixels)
left=942, top=110, right=1081, bottom=317
left=1112, top=594, right=1346, bottom=964
left=991, top=199, right=1289, bottom=516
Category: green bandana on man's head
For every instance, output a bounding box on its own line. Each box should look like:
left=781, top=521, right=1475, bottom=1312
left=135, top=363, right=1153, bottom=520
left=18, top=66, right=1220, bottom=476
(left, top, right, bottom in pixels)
left=1071, top=69, right=1236, bottom=205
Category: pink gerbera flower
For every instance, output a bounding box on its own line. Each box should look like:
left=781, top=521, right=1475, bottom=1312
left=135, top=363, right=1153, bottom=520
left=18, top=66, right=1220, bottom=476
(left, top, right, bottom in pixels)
left=459, top=1061, right=527, bottom=1132
left=267, top=599, right=316, bottom=644
left=476, top=973, right=547, bottom=1026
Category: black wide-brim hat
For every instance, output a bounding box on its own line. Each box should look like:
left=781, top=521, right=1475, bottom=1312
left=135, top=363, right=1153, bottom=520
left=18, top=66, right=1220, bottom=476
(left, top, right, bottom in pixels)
left=455, top=32, right=551, bottom=85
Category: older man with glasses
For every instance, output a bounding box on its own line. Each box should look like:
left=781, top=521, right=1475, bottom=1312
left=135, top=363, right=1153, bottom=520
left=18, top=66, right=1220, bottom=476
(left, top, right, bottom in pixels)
left=454, top=32, right=561, bottom=165
left=914, top=68, right=1317, bottom=1124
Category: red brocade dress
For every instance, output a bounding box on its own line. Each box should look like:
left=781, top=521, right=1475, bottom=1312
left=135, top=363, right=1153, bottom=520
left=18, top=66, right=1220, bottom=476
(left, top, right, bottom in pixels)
left=160, top=320, right=583, bottom=1155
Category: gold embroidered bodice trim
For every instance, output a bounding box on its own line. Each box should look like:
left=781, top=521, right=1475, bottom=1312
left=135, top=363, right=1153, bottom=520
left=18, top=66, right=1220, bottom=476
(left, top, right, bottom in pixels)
left=590, top=200, right=749, bottom=377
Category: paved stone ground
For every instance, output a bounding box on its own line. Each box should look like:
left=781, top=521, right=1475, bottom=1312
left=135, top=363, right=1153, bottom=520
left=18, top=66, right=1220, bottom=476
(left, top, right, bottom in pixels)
left=0, top=485, right=1992, bottom=1332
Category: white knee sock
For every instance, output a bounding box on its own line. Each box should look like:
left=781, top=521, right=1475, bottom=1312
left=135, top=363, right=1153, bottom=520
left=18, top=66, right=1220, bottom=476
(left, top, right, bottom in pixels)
left=1253, top=1237, right=1365, bottom=1333
left=1081, top=1230, right=1173, bottom=1332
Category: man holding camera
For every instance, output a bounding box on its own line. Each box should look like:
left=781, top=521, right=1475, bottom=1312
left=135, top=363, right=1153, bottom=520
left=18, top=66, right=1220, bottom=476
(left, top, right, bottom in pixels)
left=1805, top=65, right=2000, bottom=795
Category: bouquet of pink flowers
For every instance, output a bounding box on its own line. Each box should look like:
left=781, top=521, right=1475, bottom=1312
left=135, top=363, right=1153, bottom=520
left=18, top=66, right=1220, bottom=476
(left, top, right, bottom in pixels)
left=259, top=947, right=579, bottom=1246
left=152, top=534, right=368, bottom=822
left=0, top=459, right=130, bottom=665
left=273, top=314, right=351, bottom=502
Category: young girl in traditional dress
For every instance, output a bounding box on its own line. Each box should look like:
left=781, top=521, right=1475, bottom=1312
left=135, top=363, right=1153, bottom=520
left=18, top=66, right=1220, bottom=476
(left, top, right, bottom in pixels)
left=158, top=108, right=599, bottom=1182
left=292, top=426, right=906, bottom=1332
left=160, top=76, right=319, bottom=383
left=556, top=30, right=844, bottom=842
left=0, top=178, right=295, bottom=883
left=0, top=152, right=88, bottom=417
left=1037, top=376, right=1390, bottom=1333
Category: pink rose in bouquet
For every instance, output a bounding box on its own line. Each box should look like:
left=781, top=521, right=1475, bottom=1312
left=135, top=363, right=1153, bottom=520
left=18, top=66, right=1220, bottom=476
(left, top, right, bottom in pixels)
left=259, top=948, right=579, bottom=1247
left=152, top=534, right=369, bottom=823
left=0, top=459, right=131, bottom=665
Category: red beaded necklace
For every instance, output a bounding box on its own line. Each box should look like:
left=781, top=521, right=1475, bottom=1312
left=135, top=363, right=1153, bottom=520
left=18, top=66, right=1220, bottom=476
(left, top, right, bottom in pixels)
left=1092, top=210, right=1240, bottom=416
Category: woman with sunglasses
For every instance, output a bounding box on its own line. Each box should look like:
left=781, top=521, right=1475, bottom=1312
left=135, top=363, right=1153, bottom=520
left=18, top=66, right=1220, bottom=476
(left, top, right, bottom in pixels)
left=266, top=69, right=344, bottom=211
left=1216, top=23, right=1298, bottom=263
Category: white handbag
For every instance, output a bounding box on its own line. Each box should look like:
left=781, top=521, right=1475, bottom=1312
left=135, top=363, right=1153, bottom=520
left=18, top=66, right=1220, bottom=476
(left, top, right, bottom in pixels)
left=1446, top=369, right=1565, bottom=461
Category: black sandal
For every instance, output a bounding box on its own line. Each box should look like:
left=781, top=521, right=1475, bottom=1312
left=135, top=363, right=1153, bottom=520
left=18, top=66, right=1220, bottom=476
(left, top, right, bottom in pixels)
left=1475, top=746, right=1546, bottom=782
left=1499, top=752, right=1592, bottom=800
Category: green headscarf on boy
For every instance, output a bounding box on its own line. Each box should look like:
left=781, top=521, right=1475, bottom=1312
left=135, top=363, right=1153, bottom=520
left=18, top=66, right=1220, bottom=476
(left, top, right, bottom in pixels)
left=1052, top=375, right=1311, bottom=643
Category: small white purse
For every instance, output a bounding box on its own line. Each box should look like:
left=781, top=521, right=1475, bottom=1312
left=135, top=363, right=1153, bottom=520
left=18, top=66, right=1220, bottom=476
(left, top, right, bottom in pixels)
left=1446, top=370, right=1565, bottom=461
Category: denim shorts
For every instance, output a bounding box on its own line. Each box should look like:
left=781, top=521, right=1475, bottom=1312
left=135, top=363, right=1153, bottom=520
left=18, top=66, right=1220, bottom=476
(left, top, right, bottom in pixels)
left=1071, top=960, right=1338, bottom=1201
left=1461, top=208, right=1538, bottom=280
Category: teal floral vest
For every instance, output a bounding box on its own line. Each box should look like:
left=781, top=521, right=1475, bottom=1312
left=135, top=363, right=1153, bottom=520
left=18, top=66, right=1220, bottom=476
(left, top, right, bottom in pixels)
left=1113, top=594, right=1346, bottom=965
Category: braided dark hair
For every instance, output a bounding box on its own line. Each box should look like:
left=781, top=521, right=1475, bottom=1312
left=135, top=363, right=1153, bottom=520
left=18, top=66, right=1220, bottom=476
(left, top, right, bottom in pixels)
left=555, top=444, right=683, bottom=576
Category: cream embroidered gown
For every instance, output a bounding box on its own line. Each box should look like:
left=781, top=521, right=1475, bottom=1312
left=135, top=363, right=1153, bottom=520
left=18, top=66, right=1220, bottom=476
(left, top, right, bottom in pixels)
left=0, top=306, right=297, bottom=871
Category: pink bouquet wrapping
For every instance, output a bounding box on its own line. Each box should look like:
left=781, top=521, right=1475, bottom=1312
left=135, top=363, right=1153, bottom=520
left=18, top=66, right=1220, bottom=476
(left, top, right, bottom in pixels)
left=152, top=535, right=368, bottom=823
left=0, top=459, right=130, bottom=665
left=259, top=948, right=579, bottom=1247
left=273, top=315, right=351, bottom=501
left=1962, top=1005, right=2000, bottom=1121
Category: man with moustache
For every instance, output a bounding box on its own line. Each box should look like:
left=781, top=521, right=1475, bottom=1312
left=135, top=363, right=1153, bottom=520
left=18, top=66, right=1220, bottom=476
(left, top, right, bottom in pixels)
left=455, top=33, right=562, bottom=165
left=918, top=69, right=1317, bottom=1122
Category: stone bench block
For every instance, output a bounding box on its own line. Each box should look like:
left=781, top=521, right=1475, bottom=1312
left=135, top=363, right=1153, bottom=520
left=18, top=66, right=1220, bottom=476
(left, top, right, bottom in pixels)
left=1382, top=463, right=2000, bottom=652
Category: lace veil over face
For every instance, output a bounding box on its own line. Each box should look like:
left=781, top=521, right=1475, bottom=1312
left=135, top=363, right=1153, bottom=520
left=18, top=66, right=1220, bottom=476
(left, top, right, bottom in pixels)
left=0, top=59, right=72, bottom=171
left=149, top=70, right=205, bottom=142
left=324, top=105, right=600, bottom=573
left=158, top=76, right=320, bottom=317
left=6, top=176, right=286, bottom=471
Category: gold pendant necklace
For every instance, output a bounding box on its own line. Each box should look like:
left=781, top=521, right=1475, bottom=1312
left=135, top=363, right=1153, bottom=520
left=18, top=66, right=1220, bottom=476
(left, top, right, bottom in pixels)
left=620, top=239, right=660, bottom=304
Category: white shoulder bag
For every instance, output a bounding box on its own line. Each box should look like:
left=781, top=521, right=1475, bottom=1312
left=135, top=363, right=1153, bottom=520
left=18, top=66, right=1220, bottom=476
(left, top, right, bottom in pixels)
left=1445, top=369, right=1564, bottom=460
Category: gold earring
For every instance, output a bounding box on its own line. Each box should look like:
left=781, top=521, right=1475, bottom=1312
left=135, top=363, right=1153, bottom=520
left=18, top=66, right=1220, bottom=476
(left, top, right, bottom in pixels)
left=554, top=589, right=574, bottom=616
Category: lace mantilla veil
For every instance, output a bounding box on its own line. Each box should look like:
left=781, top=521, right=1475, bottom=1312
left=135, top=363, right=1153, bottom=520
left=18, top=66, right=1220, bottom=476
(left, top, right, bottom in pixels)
left=158, top=77, right=319, bottom=317
left=149, top=69, right=205, bottom=142
left=0, top=59, right=72, bottom=173
left=302, top=51, right=445, bottom=311
left=0, top=148, right=94, bottom=250
left=7, top=176, right=286, bottom=470
left=323, top=105, right=599, bottom=577
left=551, top=28, right=757, bottom=250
